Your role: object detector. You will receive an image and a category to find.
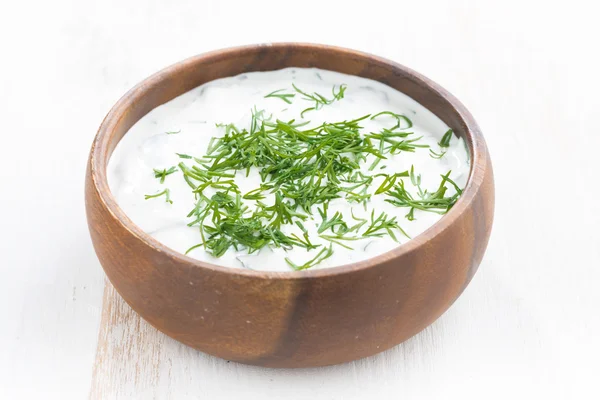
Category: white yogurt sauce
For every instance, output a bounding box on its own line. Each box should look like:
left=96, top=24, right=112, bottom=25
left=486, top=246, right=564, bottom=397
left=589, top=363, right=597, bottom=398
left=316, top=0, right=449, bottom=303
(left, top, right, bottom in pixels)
left=108, top=68, right=470, bottom=271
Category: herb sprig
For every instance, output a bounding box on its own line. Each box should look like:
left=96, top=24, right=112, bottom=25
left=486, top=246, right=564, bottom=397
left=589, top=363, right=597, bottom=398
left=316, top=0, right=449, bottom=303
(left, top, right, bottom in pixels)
left=153, top=166, right=177, bottom=184
left=385, top=168, right=462, bottom=218
left=145, top=188, right=173, bottom=204
left=292, top=83, right=347, bottom=117
left=265, top=89, right=296, bottom=104
left=286, top=245, right=334, bottom=271
left=146, top=85, right=463, bottom=269
left=429, top=129, right=454, bottom=159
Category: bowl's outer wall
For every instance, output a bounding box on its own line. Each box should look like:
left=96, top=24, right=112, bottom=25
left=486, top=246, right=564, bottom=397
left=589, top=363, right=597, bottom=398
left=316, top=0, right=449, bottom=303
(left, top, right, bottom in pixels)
left=85, top=44, right=494, bottom=367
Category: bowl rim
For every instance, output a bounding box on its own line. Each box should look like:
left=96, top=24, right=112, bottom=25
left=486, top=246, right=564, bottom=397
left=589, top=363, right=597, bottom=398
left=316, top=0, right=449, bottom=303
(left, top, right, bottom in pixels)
left=89, top=42, right=487, bottom=280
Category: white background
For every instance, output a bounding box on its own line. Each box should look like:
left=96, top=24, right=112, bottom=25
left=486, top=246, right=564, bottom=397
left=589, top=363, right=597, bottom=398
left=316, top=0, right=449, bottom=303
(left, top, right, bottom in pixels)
left=1, top=0, right=599, bottom=398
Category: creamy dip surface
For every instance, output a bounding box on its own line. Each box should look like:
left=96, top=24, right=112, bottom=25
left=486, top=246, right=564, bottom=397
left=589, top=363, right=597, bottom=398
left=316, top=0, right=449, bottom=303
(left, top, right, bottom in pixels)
left=108, top=68, right=470, bottom=271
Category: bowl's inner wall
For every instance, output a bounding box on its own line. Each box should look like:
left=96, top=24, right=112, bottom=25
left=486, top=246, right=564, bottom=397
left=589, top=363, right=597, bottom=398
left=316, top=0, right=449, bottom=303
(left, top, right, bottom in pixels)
left=103, top=45, right=474, bottom=171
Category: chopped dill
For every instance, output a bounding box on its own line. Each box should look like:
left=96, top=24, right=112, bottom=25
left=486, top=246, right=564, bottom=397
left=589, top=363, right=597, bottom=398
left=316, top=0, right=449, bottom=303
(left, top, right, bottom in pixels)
left=264, top=89, right=296, bottom=104
left=386, top=170, right=462, bottom=217
left=153, top=166, right=177, bottom=184
left=370, top=111, right=413, bottom=130
left=429, top=149, right=447, bottom=159
left=150, top=90, right=462, bottom=269
left=438, top=129, right=454, bottom=147
left=285, top=245, right=334, bottom=271
left=292, top=83, right=347, bottom=117
left=362, top=210, right=408, bottom=242
left=144, top=188, right=173, bottom=204
left=429, top=129, right=454, bottom=158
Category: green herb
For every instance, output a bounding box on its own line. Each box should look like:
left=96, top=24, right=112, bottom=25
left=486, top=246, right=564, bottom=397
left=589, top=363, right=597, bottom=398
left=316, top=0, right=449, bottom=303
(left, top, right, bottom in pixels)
left=317, top=209, right=347, bottom=234
left=374, top=171, right=409, bottom=195
left=318, top=210, right=364, bottom=249
left=261, top=192, right=308, bottom=229
left=242, top=187, right=266, bottom=200
left=362, top=210, right=408, bottom=241
left=285, top=245, right=334, bottom=271
left=370, top=111, right=413, bottom=130
left=153, top=166, right=178, bottom=184
left=368, top=156, right=382, bottom=171
left=410, top=165, right=420, bottom=186
left=438, top=129, right=454, bottom=147
left=265, top=89, right=296, bottom=104
left=429, top=149, right=447, bottom=159
left=350, top=209, right=368, bottom=231
left=429, top=129, right=454, bottom=158
left=290, top=220, right=320, bottom=250
left=179, top=112, right=381, bottom=262
left=319, top=235, right=356, bottom=250
left=152, top=98, right=461, bottom=269
left=292, top=83, right=347, bottom=117
left=406, top=207, right=415, bottom=221
left=185, top=191, right=306, bottom=257
left=440, top=173, right=463, bottom=195
left=165, top=130, right=181, bottom=135
left=365, top=131, right=429, bottom=155
left=145, top=188, right=173, bottom=204
left=340, top=171, right=374, bottom=208
left=386, top=170, right=462, bottom=216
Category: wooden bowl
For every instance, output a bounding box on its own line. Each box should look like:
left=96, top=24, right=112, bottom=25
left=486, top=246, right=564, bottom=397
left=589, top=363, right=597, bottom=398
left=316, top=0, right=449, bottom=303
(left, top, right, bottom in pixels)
left=85, top=43, right=494, bottom=368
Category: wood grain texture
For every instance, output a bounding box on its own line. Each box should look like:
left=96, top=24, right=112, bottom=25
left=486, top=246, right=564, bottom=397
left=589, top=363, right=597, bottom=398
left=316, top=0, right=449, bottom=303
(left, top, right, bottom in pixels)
left=89, top=279, right=477, bottom=400
left=90, top=281, right=177, bottom=400
left=85, top=43, right=494, bottom=368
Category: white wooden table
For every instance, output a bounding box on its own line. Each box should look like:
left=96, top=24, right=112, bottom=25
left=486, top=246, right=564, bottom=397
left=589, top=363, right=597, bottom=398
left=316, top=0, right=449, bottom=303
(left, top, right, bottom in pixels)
left=1, top=0, right=598, bottom=398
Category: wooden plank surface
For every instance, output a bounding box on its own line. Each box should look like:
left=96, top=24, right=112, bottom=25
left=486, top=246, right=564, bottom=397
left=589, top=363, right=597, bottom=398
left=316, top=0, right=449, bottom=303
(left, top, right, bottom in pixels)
left=1, top=0, right=599, bottom=398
